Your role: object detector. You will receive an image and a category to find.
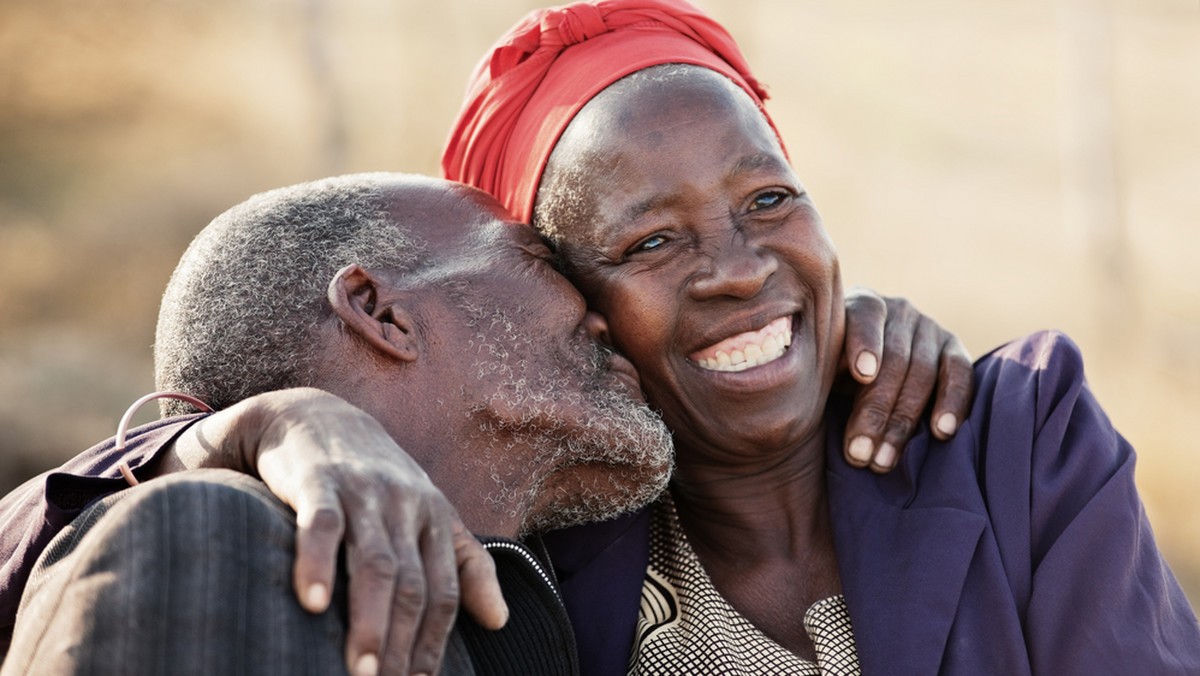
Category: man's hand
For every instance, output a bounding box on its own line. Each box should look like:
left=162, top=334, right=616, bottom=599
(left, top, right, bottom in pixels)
left=839, top=287, right=974, bottom=473
left=163, top=388, right=507, bottom=676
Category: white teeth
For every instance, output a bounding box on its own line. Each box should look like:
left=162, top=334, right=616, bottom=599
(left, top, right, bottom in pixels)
left=762, top=335, right=779, bottom=356
left=695, top=322, right=792, bottom=372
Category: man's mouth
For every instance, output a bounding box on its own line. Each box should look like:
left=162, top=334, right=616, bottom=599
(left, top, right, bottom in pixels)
left=688, top=316, right=793, bottom=372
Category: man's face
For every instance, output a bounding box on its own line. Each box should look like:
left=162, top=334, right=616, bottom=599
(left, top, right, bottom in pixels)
left=406, top=185, right=673, bottom=536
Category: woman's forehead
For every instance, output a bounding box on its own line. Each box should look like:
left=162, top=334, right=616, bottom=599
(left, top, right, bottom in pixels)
left=531, top=66, right=787, bottom=250
left=546, top=67, right=780, bottom=192
left=548, top=72, right=773, bottom=191
left=587, top=66, right=748, bottom=137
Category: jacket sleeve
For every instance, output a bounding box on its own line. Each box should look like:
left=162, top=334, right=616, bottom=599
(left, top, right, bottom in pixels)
left=985, top=332, right=1200, bottom=674
left=0, top=414, right=205, bottom=653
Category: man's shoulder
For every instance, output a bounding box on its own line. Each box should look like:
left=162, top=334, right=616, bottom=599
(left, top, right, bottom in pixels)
left=0, top=414, right=206, bottom=650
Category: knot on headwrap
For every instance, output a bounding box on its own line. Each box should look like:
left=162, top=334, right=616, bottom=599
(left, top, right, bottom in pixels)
left=546, top=4, right=608, bottom=46
left=442, top=0, right=780, bottom=224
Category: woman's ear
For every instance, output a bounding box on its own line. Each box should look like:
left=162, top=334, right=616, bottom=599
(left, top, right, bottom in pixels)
left=328, top=264, right=419, bottom=362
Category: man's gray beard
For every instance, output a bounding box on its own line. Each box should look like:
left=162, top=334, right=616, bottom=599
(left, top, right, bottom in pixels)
left=454, top=293, right=673, bottom=538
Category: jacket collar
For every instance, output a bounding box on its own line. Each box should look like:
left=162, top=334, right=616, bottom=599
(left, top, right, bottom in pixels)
left=825, top=412, right=986, bottom=676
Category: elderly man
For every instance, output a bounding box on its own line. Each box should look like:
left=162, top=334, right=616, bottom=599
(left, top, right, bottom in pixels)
left=1, top=173, right=675, bottom=676
left=0, top=170, right=973, bottom=675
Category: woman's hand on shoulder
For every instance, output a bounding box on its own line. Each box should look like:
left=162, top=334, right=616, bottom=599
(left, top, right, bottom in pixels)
left=839, top=287, right=974, bottom=472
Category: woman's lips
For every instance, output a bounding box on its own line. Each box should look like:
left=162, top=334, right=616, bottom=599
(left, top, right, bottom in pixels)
left=688, top=316, right=793, bottom=372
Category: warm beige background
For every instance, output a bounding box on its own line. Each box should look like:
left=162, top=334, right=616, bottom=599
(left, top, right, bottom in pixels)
left=1, top=0, right=1197, bottom=604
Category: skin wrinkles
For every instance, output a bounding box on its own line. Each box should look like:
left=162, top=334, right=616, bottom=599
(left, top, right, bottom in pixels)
left=577, top=154, right=799, bottom=277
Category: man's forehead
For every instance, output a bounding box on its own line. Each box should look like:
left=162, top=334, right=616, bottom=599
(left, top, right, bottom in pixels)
left=380, top=179, right=530, bottom=237
left=378, top=188, right=541, bottom=279
left=429, top=208, right=540, bottom=252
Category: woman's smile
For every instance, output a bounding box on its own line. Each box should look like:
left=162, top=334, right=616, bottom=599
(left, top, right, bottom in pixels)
left=689, top=315, right=793, bottom=372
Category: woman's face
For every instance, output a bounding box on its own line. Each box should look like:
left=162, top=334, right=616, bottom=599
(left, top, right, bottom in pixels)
left=536, top=66, right=845, bottom=460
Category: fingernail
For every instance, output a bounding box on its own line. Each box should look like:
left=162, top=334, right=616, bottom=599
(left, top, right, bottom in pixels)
left=873, top=442, right=897, bottom=469
left=304, top=583, right=329, bottom=611
left=848, top=436, right=873, bottom=464
left=936, top=413, right=958, bottom=436
left=855, top=352, right=878, bottom=378
left=354, top=653, right=379, bottom=676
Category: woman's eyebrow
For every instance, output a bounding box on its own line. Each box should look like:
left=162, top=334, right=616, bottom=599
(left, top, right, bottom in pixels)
left=729, top=152, right=785, bottom=177
left=614, top=194, right=672, bottom=230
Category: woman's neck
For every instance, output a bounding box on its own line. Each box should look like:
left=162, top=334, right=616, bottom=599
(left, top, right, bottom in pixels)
left=667, top=429, right=841, bottom=659
left=669, top=428, right=830, bottom=558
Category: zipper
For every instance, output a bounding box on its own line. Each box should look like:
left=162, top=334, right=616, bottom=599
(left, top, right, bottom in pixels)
left=483, top=540, right=562, bottom=602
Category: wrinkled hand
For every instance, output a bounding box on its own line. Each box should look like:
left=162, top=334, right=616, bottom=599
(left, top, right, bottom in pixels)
left=839, top=287, right=974, bottom=473
left=168, top=388, right=507, bottom=676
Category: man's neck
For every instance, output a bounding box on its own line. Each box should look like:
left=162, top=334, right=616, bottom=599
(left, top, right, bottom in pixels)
left=358, top=390, right=532, bottom=540
left=438, top=479, right=526, bottom=540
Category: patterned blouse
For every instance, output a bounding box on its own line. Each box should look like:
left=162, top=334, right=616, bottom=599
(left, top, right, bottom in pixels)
left=630, top=494, right=861, bottom=675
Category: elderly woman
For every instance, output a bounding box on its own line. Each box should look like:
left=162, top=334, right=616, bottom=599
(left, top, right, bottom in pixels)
left=0, top=9, right=978, bottom=676
left=441, top=1, right=1200, bottom=674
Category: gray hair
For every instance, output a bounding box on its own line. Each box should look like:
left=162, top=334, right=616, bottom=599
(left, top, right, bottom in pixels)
left=154, top=173, right=424, bottom=416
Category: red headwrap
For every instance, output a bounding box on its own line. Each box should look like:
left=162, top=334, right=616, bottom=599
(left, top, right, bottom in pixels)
left=441, top=0, right=778, bottom=224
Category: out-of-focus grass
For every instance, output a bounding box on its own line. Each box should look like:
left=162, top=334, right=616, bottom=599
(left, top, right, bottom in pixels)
left=1, top=0, right=1197, bottom=604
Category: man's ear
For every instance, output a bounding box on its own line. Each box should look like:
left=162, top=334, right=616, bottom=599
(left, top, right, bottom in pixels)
left=328, top=264, right=419, bottom=363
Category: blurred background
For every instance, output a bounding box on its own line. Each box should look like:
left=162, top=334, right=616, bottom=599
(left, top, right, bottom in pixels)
left=1, top=0, right=1197, bottom=603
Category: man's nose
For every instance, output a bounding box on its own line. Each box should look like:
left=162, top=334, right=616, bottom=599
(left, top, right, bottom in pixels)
left=582, top=310, right=613, bottom=347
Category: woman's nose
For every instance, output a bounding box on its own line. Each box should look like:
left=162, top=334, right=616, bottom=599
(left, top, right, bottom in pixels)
left=688, top=238, right=777, bottom=301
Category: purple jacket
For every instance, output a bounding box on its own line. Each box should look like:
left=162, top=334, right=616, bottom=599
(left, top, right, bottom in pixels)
left=3, top=332, right=1198, bottom=673
left=544, top=331, right=1200, bottom=675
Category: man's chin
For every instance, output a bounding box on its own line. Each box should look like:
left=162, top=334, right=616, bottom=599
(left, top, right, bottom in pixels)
left=521, top=461, right=671, bottom=537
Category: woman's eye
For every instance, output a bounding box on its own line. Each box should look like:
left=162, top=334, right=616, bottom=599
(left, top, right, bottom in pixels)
left=635, top=235, right=666, bottom=252
left=749, top=191, right=788, bottom=211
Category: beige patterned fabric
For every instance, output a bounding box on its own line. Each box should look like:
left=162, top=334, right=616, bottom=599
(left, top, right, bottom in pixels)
left=630, top=494, right=861, bottom=676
